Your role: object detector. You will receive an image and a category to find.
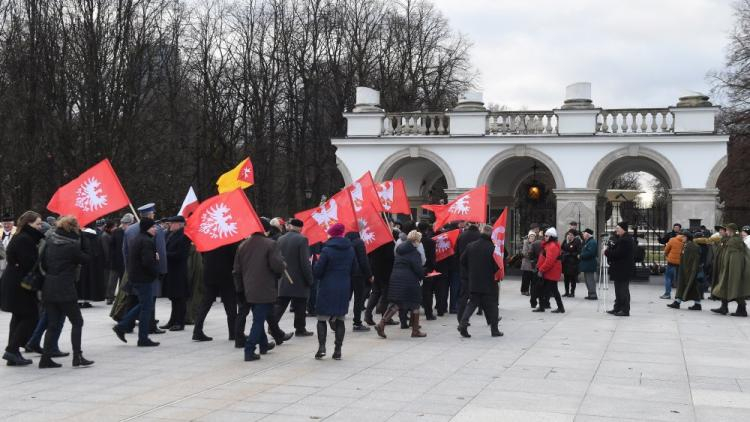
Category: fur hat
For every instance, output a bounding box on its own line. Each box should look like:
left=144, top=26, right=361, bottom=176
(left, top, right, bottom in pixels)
left=617, top=221, right=629, bottom=232
left=327, top=223, right=345, bottom=238
left=544, top=227, right=558, bottom=238
left=139, top=218, right=156, bottom=233
left=289, top=218, right=304, bottom=228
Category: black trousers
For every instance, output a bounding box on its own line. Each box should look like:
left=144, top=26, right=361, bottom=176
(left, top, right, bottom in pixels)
left=564, top=274, right=578, bottom=295
left=530, top=275, right=549, bottom=308
left=193, top=281, right=237, bottom=339
left=435, top=274, right=450, bottom=314
left=269, top=296, right=308, bottom=336
left=168, top=297, right=187, bottom=327
left=543, top=281, right=565, bottom=310
left=456, top=277, right=470, bottom=324
left=613, top=279, right=630, bottom=313
left=521, top=271, right=534, bottom=293
left=350, top=275, right=370, bottom=325
left=6, top=312, right=38, bottom=354
left=45, top=301, right=83, bottom=354
left=366, top=278, right=388, bottom=316
left=421, top=277, right=437, bottom=317
left=459, top=292, right=499, bottom=328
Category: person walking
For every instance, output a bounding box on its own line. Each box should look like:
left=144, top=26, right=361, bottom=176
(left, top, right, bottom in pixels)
left=662, top=230, right=686, bottom=299
left=192, top=242, right=241, bottom=342
left=364, top=238, right=396, bottom=326
left=457, top=225, right=503, bottom=338
left=375, top=230, right=426, bottom=339
left=520, top=231, right=537, bottom=296
left=417, top=222, right=438, bottom=321
left=38, top=216, right=94, bottom=368
left=345, top=229, right=373, bottom=332
left=112, top=218, right=161, bottom=346
left=313, top=224, right=358, bottom=360
left=105, top=214, right=133, bottom=305
left=233, top=220, right=285, bottom=361
left=1, top=211, right=44, bottom=366
left=535, top=228, right=565, bottom=314
left=710, top=223, right=750, bottom=316
left=455, top=222, right=481, bottom=323
left=605, top=221, right=635, bottom=317
left=561, top=230, right=582, bottom=298
left=579, top=228, right=598, bottom=300
left=269, top=219, right=314, bottom=339
left=668, top=230, right=702, bottom=310
left=160, top=216, right=191, bottom=331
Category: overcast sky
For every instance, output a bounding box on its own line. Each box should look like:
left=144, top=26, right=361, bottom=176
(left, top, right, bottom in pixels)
left=430, top=0, right=736, bottom=110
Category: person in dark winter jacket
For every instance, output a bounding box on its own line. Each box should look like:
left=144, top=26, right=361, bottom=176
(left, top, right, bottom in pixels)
left=535, top=228, right=564, bottom=314
left=160, top=216, right=191, bottom=331
left=77, top=227, right=107, bottom=306
left=345, top=230, right=373, bottom=332
left=579, top=229, right=598, bottom=300
left=1, top=211, right=44, bottom=366
left=105, top=214, right=133, bottom=305
left=561, top=230, right=582, bottom=297
left=364, top=238, right=396, bottom=326
left=435, top=224, right=459, bottom=316
left=455, top=223, right=481, bottom=323
left=112, top=218, right=161, bottom=346
left=192, top=242, right=240, bottom=342
left=457, top=225, right=502, bottom=338
left=376, top=230, right=426, bottom=339
left=268, top=219, right=314, bottom=339
left=39, top=216, right=94, bottom=368
left=605, top=221, right=635, bottom=317
left=418, top=222, right=438, bottom=321
left=313, top=223, right=358, bottom=360
left=234, top=221, right=286, bottom=361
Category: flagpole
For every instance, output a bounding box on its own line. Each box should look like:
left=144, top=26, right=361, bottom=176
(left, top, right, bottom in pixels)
left=128, top=203, right=141, bottom=222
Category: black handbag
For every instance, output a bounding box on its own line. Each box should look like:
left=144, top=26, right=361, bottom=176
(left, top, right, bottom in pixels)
left=20, top=243, right=46, bottom=292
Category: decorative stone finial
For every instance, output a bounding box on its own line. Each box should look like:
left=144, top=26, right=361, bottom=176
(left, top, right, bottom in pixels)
left=353, top=87, right=383, bottom=112
left=676, top=91, right=712, bottom=107
left=561, top=82, right=595, bottom=109
left=452, top=91, right=486, bottom=112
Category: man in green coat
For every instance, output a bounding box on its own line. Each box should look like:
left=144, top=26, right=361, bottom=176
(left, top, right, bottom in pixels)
left=711, top=223, right=750, bottom=316
left=668, top=230, right=702, bottom=310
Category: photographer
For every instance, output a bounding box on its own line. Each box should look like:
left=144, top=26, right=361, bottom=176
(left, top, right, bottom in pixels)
left=604, top=221, right=635, bottom=317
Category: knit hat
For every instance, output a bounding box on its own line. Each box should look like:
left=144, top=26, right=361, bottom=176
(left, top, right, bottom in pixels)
left=584, top=228, right=594, bottom=235
left=121, top=213, right=135, bottom=224
left=544, top=227, right=558, bottom=238
left=617, top=221, right=629, bottom=232
left=289, top=218, right=304, bottom=228
left=327, top=223, right=345, bottom=238
left=139, top=218, right=156, bottom=233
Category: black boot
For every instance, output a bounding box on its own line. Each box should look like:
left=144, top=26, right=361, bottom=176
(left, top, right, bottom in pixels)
left=364, top=311, right=376, bottom=326
left=39, top=355, right=62, bottom=369
left=72, top=352, right=94, bottom=367
left=332, top=319, right=345, bottom=360
left=491, top=325, right=504, bottom=337
left=732, top=303, right=748, bottom=317
left=3, top=351, right=32, bottom=366
left=667, top=301, right=680, bottom=309
left=192, top=331, right=213, bottom=342
left=315, top=321, right=327, bottom=359
left=711, top=300, right=729, bottom=315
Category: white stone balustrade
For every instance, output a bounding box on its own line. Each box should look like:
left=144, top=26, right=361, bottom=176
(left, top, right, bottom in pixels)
left=383, top=112, right=449, bottom=135
left=597, top=109, right=674, bottom=134
left=486, top=111, right=557, bottom=135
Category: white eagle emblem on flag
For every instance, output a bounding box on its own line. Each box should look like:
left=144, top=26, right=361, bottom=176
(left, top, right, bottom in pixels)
left=377, top=182, right=394, bottom=210
left=75, top=177, right=108, bottom=212
left=199, top=203, right=238, bottom=239
left=492, top=226, right=505, bottom=256
left=350, top=182, right=364, bottom=211
left=436, top=234, right=451, bottom=253
left=358, top=217, right=376, bottom=244
left=449, top=194, right=470, bottom=215
left=312, top=199, right=338, bottom=230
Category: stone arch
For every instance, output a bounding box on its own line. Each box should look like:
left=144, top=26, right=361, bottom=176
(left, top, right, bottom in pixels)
left=586, top=145, right=682, bottom=190
left=476, top=146, right=566, bottom=189
left=336, top=156, right=353, bottom=185
left=374, top=147, right=457, bottom=188
left=706, top=155, right=727, bottom=189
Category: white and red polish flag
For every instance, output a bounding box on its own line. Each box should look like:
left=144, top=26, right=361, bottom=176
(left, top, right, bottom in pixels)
left=376, top=179, right=410, bottom=215
left=178, top=186, right=199, bottom=217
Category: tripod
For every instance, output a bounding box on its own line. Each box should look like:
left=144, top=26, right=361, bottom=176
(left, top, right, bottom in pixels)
left=597, top=239, right=610, bottom=313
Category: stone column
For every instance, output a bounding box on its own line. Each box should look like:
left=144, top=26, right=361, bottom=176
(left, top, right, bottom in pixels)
left=446, top=91, right=488, bottom=136
left=553, top=189, right=600, bottom=234
left=343, top=87, right=385, bottom=137
left=669, top=188, right=720, bottom=228
left=554, top=82, right=601, bottom=136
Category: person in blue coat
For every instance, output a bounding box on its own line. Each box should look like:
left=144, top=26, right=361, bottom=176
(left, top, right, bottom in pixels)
left=579, top=229, right=599, bottom=300
left=313, top=223, right=358, bottom=360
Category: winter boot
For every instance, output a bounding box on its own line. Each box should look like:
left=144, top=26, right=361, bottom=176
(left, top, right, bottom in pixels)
left=667, top=301, right=680, bottom=309
left=688, top=303, right=702, bottom=311
left=332, top=319, right=345, bottom=360
left=315, top=321, right=327, bottom=359
left=38, top=355, right=62, bottom=369
left=711, top=300, right=729, bottom=315
left=731, top=303, right=748, bottom=317
left=72, top=352, right=94, bottom=367
left=491, top=325, right=504, bottom=337
left=375, top=306, right=398, bottom=339
left=364, top=310, right=376, bottom=326
left=410, top=312, right=426, bottom=338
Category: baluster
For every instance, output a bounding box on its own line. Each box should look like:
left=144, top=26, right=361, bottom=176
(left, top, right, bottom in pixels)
left=659, top=112, right=668, bottom=132
left=436, top=115, right=444, bottom=134
left=429, top=115, right=437, bottom=135
left=612, top=113, right=620, bottom=133
left=533, top=115, right=540, bottom=134
left=545, top=114, right=553, bottom=134
left=394, top=115, right=403, bottom=135
left=649, top=112, right=657, bottom=132
left=498, top=115, right=505, bottom=134
left=487, top=115, right=495, bottom=134
left=419, top=115, right=427, bottom=135
left=600, top=113, right=608, bottom=133
left=631, top=112, right=639, bottom=133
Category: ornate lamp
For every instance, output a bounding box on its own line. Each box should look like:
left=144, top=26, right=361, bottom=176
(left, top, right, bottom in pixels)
left=527, top=163, right=542, bottom=200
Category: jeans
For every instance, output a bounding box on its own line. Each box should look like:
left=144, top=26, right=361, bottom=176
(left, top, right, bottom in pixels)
left=245, top=303, right=273, bottom=354
left=28, top=310, right=64, bottom=352
left=45, top=301, right=83, bottom=354
left=117, top=283, right=154, bottom=343
left=664, top=264, right=678, bottom=295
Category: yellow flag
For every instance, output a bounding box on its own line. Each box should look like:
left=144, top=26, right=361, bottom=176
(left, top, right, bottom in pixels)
left=216, top=158, right=254, bottom=193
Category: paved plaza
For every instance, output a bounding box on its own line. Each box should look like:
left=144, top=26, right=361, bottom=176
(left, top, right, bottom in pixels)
left=2, top=277, right=750, bottom=422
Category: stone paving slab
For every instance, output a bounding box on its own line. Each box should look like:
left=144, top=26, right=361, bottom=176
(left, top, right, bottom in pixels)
left=1, top=276, right=750, bottom=421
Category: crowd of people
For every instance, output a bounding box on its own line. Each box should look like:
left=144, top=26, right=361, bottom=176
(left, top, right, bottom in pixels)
left=2, top=203, right=749, bottom=369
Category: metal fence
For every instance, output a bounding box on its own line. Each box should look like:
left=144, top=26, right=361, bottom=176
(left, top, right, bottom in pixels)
left=603, top=202, right=669, bottom=275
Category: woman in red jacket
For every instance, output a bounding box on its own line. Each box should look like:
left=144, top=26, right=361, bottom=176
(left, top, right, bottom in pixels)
left=535, top=228, right=565, bottom=313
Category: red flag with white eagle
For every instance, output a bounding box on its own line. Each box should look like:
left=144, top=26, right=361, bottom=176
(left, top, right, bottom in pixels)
left=433, top=229, right=460, bottom=262
left=185, top=189, right=263, bottom=252
left=492, top=207, right=508, bottom=280
left=356, top=202, right=392, bottom=254
left=47, top=159, right=131, bottom=227
left=295, top=189, right=358, bottom=245
left=178, top=186, right=199, bottom=217
left=376, top=179, right=410, bottom=215
left=348, top=172, right=384, bottom=213
left=423, top=185, right=488, bottom=231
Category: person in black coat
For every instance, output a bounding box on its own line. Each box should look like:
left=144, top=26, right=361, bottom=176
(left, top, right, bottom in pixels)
left=458, top=225, right=502, bottom=338
left=418, top=222, right=438, bottom=321
left=106, top=214, right=133, bottom=305
left=375, top=230, right=426, bottom=339
left=364, top=238, right=396, bottom=326
left=1, top=211, right=44, bottom=366
left=192, top=241, right=239, bottom=342
left=561, top=230, right=582, bottom=297
left=605, top=221, right=635, bottom=317
left=39, top=216, right=94, bottom=368
left=112, top=218, right=161, bottom=346
left=455, top=223, right=481, bottom=324
left=346, top=231, right=373, bottom=332
left=160, top=216, right=191, bottom=331
left=77, top=228, right=107, bottom=306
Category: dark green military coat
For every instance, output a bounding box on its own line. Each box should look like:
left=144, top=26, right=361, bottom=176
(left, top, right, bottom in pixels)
left=676, top=241, right=701, bottom=301
left=712, top=235, right=750, bottom=301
